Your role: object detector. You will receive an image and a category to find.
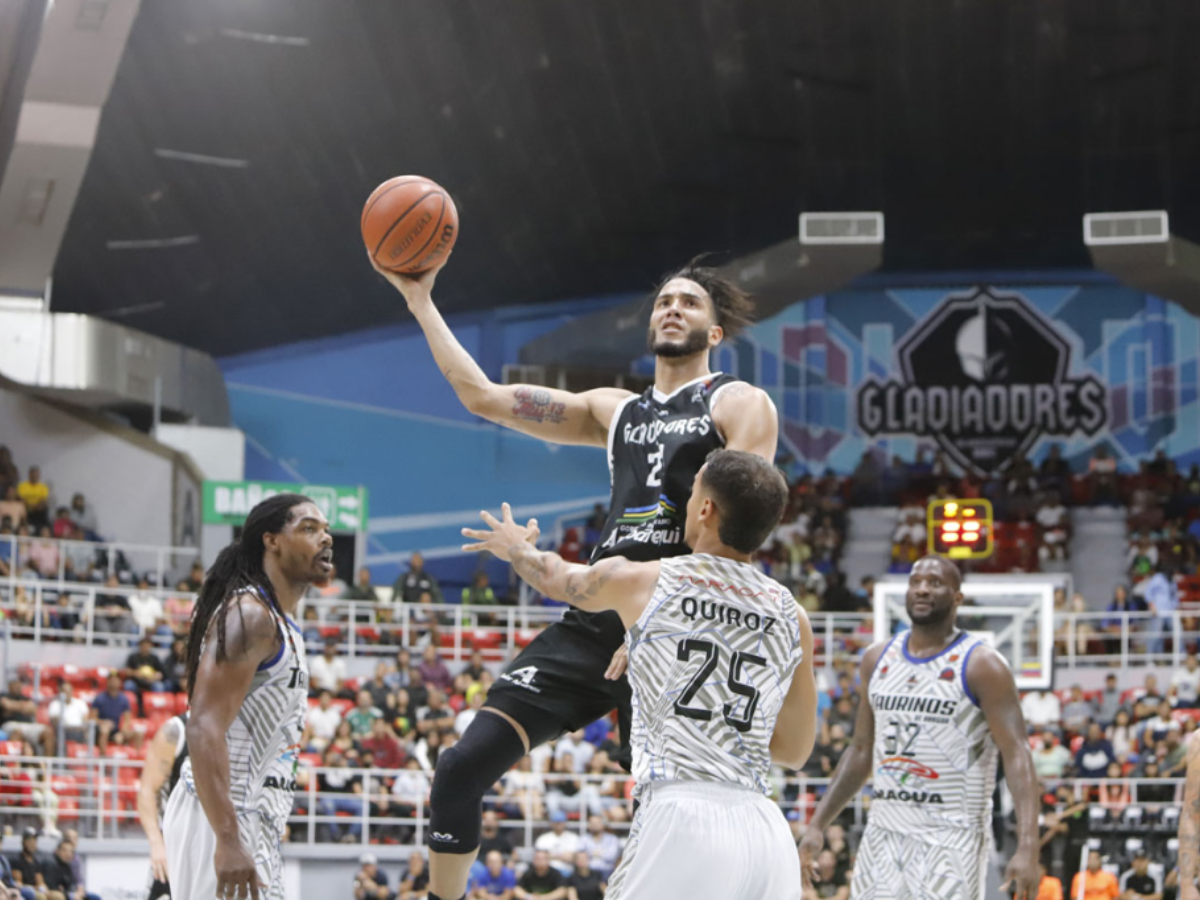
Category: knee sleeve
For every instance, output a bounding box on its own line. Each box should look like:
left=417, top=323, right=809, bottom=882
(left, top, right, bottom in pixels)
left=428, top=712, right=527, bottom=854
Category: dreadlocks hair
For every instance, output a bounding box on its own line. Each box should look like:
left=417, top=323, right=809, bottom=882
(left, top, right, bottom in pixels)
left=652, top=254, right=756, bottom=341
left=184, top=493, right=313, bottom=699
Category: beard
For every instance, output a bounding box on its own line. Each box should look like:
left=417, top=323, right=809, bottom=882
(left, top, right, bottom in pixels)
left=648, top=324, right=710, bottom=358
left=908, top=604, right=953, bottom=627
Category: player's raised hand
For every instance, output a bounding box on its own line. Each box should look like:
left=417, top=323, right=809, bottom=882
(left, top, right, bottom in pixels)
left=461, top=503, right=539, bottom=561
left=797, top=827, right=824, bottom=893
left=999, top=848, right=1039, bottom=900
left=367, top=250, right=451, bottom=312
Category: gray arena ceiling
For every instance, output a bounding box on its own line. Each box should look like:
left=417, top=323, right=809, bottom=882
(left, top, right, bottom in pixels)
left=34, top=0, right=1200, bottom=355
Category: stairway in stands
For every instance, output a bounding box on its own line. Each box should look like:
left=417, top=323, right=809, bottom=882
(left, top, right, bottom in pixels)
left=843, top=507, right=897, bottom=588
left=1069, top=506, right=1129, bottom=606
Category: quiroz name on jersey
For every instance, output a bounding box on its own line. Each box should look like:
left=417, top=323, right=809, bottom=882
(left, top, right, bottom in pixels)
left=679, top=596, right=777, bottom=636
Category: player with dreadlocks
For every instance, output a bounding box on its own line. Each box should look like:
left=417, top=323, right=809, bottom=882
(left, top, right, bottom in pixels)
left=163, top=493, right=331, bottom=900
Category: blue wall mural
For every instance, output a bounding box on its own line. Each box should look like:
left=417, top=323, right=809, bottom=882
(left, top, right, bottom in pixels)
left=710, top=281, right=1200, bottom=475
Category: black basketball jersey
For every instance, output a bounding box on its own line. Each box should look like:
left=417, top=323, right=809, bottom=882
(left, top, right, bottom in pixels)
left=560, top=372, right=738, bottom=646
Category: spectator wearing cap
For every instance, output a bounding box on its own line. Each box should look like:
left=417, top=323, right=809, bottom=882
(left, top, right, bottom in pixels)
left=1118, top=849, right=1159, bottom=900
left=353, top=853, right=391, bottom=900
left=9, top=828, right=46, bottom=899
left=16, top=468, right=49, bottom=531
left=469, top=850, right=516, bottom=900
left=535, top=813, right=580, bottom=874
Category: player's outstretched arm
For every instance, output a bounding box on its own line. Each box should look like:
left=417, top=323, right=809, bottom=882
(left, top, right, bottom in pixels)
left=462, top=503, right=659, bottom=627
left=371, top=256, right=631, bottom=447
left=798, top=641, right=886, bottom=888
left=967, top=647, right=1040, bottom=900
left=711, top=381, right=779, bottom=463
left=769, top=610, right=818, bottom=770
left=187, top=595, right=279, bottom=900
left=1178, top=732, right=1200, bottom=900
left=136, top=717, right=181, bottom=883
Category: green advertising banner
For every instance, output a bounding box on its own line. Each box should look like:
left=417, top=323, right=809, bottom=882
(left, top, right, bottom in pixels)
left=203, top=481, right=369, bottom=532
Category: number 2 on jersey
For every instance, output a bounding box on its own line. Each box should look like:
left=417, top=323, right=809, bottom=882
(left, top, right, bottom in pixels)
left=883, top=719, right=921, bottom=755
left=674, top=639, right=766, bottom=733
left=646, top=443, right=664, bottom=487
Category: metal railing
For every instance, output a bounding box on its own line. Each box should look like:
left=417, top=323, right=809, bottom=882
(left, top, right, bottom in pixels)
left=1, top=575, right=1198, bottom=670
left=0, top=756, right=1183, bottom=849
left=0, top=533, right=199, bottom=593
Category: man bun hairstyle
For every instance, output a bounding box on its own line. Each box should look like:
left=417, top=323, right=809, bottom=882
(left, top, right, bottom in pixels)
left=700, top=449, right=788, bottom=553
left=654, top=254, right=756, bottom=341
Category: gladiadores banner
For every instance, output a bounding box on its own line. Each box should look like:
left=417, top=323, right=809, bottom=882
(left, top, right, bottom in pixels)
left=706, top=281, right=1200, bottom=474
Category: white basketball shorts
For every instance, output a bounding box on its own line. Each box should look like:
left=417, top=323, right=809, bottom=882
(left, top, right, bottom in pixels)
left=606, top=780, right=800, bottom=900
left=851, top=822, right=991, bottom=900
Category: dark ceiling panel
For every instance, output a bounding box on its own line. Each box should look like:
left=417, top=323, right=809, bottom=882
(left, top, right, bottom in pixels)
left=47, top=0, right=1200, bottom=355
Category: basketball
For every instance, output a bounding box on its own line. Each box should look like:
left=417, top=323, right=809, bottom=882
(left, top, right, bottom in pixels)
left=361, top=175, right=459, bottom=274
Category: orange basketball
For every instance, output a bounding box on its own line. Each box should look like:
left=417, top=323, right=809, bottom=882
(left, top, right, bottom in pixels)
left=361, top=176, right=458, bottom=274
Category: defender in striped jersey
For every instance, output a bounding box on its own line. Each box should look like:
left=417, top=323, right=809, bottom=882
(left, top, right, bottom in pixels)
left=800, top=557, right=1041, bottom=900
left=164, top=494, right=327, bottom=900
left=464, top=450, right=818, bottom=900
left=137, top=712, right=188, bottom=899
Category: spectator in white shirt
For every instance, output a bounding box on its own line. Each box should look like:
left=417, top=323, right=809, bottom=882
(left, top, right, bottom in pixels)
left=455, top=691, right=484, bottom=737
left=44, top=683, right=90, bottom=754
left=1172, top=653, right=1200, bottom=709
left=1021, top=690, right=1062, bottom=735
left=308, top=637, right=348, bottom=696
left=891, top=509, right=926, bottom=546
left=303, top=689, right=343, bottom=751
left=535, top=812, right=581, bottom=874
left=127, top=577, right=165, bottom=635
left=554, top=730, right=594, bottom=774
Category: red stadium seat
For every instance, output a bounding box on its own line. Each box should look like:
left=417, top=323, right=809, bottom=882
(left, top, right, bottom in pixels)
left=144, top=694, right=175, bottom=715
left=0, top=741, right=23, bottom=757
left=356, top=627, right=381, bottom=643
left=319, top=626, right=342, bottom=640
left=173, top=693, right=189, bottom=715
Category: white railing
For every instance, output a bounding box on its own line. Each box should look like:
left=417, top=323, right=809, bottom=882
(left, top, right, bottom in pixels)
left=1, top=575, right=1197, bottom=670
left=0, top=755, right=1181, bottom=849
left=0, top=534, right=199, bottom=593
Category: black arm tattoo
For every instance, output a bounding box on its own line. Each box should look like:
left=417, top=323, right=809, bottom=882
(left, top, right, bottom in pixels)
left=508, top=544, right=621, bottom=609
left=511, top=387, right=567, bottom=424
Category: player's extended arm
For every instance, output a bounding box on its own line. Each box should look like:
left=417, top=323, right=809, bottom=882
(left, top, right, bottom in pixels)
left=137, top=717, right=181, bottom=882
left=711, top=381, right=779, bottom=462
left=799, top=643, right=885, bottom=853
left=372, top=259, right=631, bottom=446
left=187, top=595, right=279, bottom=900
left=967, top=647, right=1040, bottom=900
left=1178, top=732, right=1200, bottom=900
left=462, top=503, right=659, bottom=627
left=769, top=609, right=818, bottom=769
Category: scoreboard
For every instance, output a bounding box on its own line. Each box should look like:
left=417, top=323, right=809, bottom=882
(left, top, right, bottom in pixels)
left=927, top=498, right=993, bottom=559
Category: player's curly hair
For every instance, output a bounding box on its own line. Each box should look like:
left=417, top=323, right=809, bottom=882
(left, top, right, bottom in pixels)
left=184, top=493, right=312, bottom=698
left=700, top=449, right=788, bottom=553
left=652, top=254, right=756, bottom=341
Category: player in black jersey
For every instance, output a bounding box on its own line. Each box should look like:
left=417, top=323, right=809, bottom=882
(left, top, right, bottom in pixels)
left=373, top=253, right=778, bottom=900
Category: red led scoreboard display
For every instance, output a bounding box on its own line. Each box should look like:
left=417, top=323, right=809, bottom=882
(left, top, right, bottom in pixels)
left=927, top=499, right=993, bottom=559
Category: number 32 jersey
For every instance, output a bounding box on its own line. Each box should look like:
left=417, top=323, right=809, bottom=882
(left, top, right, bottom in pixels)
left=626, top=554, right=804, bottom=795
left=866, top=631, right=998, bottom=833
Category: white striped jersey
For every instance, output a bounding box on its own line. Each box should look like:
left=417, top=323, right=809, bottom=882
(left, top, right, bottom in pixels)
left=626, top=554, right=803, bottom=795
left=181, top=596, right=308, bottom=834
left=866, top=630, right=998, bottom=833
